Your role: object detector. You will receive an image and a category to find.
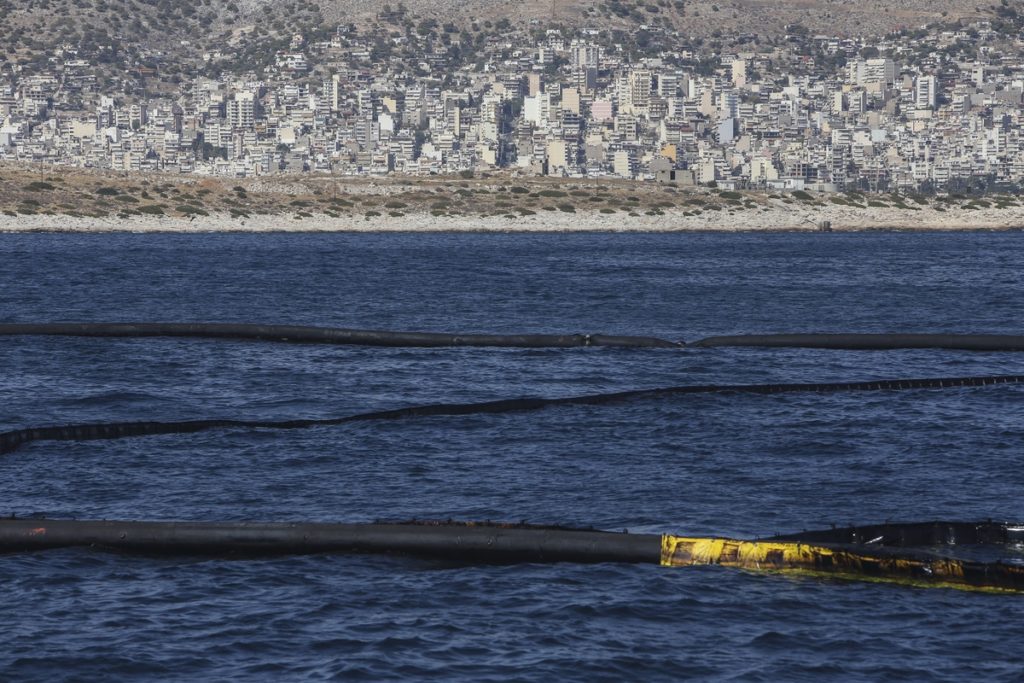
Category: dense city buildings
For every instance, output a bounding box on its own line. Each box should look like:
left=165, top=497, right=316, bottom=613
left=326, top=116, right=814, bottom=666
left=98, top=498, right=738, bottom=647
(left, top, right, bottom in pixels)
left=3, top=15, right=1024, bottom=193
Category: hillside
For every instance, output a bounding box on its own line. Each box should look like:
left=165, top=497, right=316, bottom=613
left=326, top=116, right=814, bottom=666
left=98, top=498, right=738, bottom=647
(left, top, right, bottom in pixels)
left=0, top=0, right=325, bottom=74
left=0, top=0, right=994, bottom=71
left=316, top=0, right=989, bottom=36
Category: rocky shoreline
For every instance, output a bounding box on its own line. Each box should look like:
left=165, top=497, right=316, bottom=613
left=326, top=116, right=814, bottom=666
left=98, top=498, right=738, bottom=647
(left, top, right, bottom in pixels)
left=2, top=202, right=1022, bottom=233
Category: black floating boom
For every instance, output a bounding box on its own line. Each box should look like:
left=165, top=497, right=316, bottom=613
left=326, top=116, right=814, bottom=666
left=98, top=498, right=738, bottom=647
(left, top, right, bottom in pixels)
left=770, top=520, right=1024, bottom=547
left=1, top=374, right=1021, bottom=456
left=691, top=334, right=1024, bottom=351
left=3, top=518, right=1023, bottom=594
left=0, top=323, right=681, bottom=349
left=7, top=324, right=1024, bottom=352
left=0, top=518, right=661, bottom=563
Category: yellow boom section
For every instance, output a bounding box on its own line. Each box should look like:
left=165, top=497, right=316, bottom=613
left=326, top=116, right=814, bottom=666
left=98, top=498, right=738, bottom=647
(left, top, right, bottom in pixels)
left=661, top=536, right=1024, bottom=594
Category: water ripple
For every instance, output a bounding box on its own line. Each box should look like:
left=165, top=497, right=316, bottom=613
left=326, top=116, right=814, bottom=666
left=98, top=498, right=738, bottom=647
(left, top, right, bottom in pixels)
left=2, top=232, right=1024, bottom=680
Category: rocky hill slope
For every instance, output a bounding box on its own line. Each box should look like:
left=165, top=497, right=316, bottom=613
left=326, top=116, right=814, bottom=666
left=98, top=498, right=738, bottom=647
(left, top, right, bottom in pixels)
left=0, top=0, right=993, bottom=66
left=0, top=0, right=1000, bottom=100
left=316, top=0, right=989, bottom=36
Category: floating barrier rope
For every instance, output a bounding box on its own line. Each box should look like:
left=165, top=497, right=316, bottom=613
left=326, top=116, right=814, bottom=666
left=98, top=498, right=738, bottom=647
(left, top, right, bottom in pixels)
left=6, top=323, right=1024, bottom=351
left=692, top=333, right=1024, bottom=351
left=4, top=325, right=1022, bottom=595
left=2, top=374, right=1021, bottom=455
left=0, top=323, right=680, bottom=348
left=0, top=518, right=1021, bottom=594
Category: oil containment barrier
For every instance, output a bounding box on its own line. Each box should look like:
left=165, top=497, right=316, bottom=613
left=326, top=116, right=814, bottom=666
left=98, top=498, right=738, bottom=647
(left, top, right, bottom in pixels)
left=2, top=374, right=1021, bottom=456
left=4, top=326, right=1023, bottom=595
left=0, top=518, right=1021, bottom=594
left=659, top=535, right=1024, bottom=594
left=768, top=520, right=1024, bottom=547
left=0, top=322, right=681, bottom=349
left=690, top=333, right=1024, bottom=351
left=7, top=323, right=1024, bottom=352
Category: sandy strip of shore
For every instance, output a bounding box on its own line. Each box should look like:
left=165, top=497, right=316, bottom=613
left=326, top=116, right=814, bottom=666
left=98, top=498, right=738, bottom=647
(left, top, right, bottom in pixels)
left=2, top=204, right=1023, bottom=233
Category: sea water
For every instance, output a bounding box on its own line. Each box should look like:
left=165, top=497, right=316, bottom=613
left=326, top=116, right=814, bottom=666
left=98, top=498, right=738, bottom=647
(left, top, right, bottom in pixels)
left=1, top=231, right=1023, bottom=680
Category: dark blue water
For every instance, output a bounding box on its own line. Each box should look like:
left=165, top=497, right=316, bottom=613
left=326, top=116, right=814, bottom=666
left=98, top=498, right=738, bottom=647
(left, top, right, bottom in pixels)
left=2, top=231, right=1023, bottom=680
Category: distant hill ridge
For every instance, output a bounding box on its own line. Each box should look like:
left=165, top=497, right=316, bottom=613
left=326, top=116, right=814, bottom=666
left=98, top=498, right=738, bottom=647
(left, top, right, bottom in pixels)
left=0, top=0, right=994, bottom=94
left=0, top=0, right=989, bottom=55
left=313, top=0, right=985, bottom=37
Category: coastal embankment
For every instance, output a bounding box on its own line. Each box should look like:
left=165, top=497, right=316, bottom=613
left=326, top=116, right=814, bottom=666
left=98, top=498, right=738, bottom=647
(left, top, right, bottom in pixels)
left=5, top=203, right=1024, bottom=232
left=2, top=165, right=1022, bottom=232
